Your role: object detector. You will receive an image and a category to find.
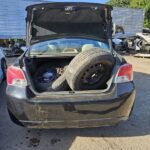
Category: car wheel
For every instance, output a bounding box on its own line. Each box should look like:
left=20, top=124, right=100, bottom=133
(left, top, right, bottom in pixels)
left=1, top=59, right=7, bottom=80
left=34, top=65, right=57, bottom=92
left=66, top=48, right=115, bottom=91
left=8, top=109, right=24, bottom=126
left=137, top=39, right=143, bottom=50
left=52, top=72, right=69, bottom=91
left=34, top=64, right=69, bottom=92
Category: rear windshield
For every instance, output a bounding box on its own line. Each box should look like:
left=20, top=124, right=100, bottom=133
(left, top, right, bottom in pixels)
left=29, top=38, right=110, bottom=56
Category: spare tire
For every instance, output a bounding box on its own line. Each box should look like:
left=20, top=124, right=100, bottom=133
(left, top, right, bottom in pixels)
left=33, top=65, right=57, bottom=92
left=34, top=64, right=69, bottom=92
left=66, top=48, right=115, bottom=91
left=52, top=72, right=69, bottom=91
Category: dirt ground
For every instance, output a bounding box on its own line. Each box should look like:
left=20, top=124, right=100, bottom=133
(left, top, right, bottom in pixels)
left=0, top=56, right=150, bottom=150
left=124, top=55, right=150, bottom=74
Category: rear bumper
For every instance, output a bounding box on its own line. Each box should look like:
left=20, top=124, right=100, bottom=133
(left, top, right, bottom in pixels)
left=6, top=83, right=135, bottom=128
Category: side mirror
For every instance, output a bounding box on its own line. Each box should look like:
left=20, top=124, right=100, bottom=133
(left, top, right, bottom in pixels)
left=21, top=46, right=28, bottom=52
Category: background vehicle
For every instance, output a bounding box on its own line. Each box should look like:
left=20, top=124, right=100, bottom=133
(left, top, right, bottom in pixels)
left=4, top=40, right=26, bottom=57
left=0, top=47, right=7, bottom=83
left=6, top=2, right=135, bottom=128
left=112, top=24, right=150, bottom=53
left=136, top=33, right=150, bottom=52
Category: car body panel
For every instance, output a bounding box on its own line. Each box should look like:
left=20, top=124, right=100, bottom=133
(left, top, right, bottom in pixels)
left=0, top=47, right=5, bottom=83
left=6, top=82, right=135, bottom=128
left=136, top=33, right=150, bottom=43
left=0, top=67, right=3, bottom=83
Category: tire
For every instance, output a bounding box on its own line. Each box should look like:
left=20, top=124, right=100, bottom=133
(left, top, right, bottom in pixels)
left=34, top=64, right=69, bottom=92
left=66, top=48, right=115, bottom=91
left=8, top=110, right=24, bottom=127
left=1, top=59, right=7, bottom=80
left=52, top=72, right=69, bottom=91
left=33, top=65, right=57, bottom=92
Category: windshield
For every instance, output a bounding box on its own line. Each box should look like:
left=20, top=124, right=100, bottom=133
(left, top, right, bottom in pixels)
left=29, top=38, right=110, bottom=56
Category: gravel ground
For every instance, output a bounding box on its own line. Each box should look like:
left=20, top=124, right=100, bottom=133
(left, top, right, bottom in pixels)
left=0, top=56, right=150, bottom=150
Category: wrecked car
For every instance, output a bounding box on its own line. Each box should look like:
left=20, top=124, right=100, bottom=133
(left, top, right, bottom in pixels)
left=136, top=33, right=150, bottom=52
left=6, top=2, right=135, bottom=128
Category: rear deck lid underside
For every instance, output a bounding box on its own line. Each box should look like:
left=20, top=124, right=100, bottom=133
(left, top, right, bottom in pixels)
left=26, top=3, right=112, bottom=44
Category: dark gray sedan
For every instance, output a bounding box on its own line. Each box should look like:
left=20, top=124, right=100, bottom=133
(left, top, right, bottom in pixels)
left=6, top=2, right=135, bottom=128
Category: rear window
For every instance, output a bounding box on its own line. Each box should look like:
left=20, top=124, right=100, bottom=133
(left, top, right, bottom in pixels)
left=29, top=38, right=110, bottom=56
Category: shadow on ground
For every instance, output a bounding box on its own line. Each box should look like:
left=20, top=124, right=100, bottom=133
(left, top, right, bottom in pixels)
left=0, top=71, right=150, bottom=150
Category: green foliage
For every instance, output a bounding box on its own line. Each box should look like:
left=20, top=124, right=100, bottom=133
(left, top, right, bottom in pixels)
left=107, top=0, right=150, bottom=29
left=107, top=0, right=130, bottom=7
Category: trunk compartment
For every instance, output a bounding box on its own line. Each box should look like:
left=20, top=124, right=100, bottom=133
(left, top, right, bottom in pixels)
left=24, top=56, right=109, bottom=93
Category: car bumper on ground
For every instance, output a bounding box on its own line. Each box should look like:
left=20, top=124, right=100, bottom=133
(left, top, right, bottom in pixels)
left=6, top=82, right=135, bottom=128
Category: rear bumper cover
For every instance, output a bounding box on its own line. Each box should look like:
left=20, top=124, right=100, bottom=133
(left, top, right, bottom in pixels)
left=6, top=83, right=135, bottom=128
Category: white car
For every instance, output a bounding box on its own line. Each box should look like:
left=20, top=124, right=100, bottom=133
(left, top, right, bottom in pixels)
left=0, top=47, right=7, bottom=83
left=136, top=33, right=150, bottom=51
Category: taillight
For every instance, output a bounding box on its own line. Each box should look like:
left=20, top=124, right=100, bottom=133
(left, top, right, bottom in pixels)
left=7, top=66, right=27, bottom=87
left=114, top=64, right=133, bottom=83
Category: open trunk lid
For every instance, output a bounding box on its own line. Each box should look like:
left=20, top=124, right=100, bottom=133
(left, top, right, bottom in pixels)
left=26, top=2, right=113, bottom=45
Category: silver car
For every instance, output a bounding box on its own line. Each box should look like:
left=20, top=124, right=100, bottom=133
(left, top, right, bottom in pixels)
left=0, top=47, right=7, bottom=83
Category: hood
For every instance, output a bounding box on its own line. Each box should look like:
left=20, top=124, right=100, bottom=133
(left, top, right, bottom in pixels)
left=26, top=2, right=112, bottom=45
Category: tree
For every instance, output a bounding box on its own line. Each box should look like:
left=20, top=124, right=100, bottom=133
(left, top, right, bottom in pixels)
left=107, top=0, right=130, bottom=7
left=107, top=0, right=150, bottom=29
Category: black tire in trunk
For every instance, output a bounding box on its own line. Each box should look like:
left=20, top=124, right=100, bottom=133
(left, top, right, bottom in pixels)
left=51, top=72, right=69, bottom=91
left=33, top=65, right=58, bottom=92
left=32, top=60, right=70, bottom=92
left=65, top=48, right=115, bottom=91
